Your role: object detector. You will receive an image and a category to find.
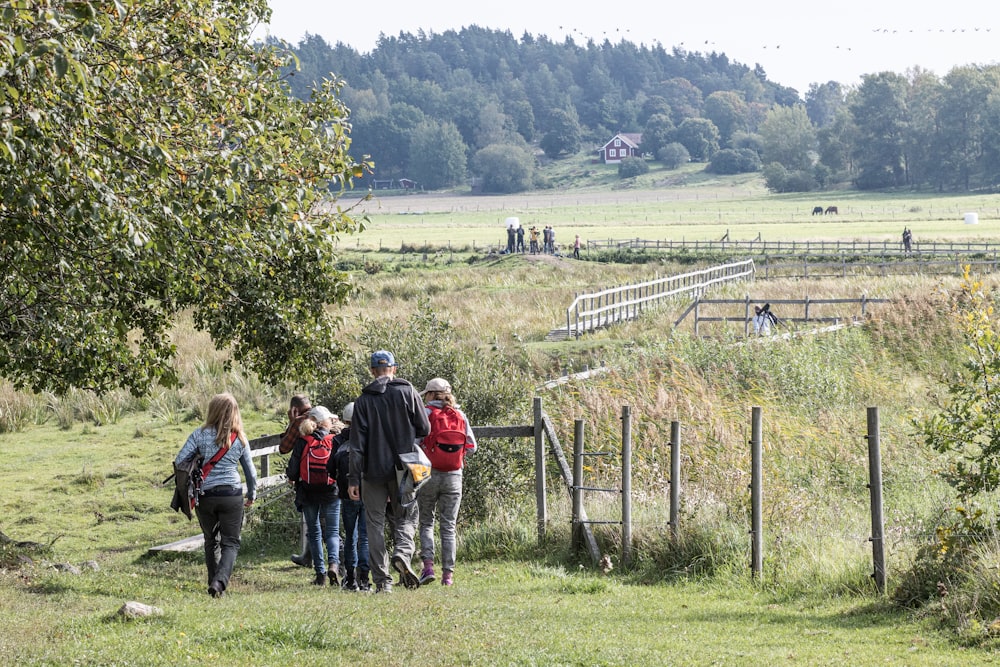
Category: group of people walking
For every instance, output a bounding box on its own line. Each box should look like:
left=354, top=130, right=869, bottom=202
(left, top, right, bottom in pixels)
left=174, top=350, right=476, bottom=597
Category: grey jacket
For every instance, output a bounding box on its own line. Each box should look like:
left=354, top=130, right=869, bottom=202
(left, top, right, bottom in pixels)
left=349, top=375, right=430, bottom=485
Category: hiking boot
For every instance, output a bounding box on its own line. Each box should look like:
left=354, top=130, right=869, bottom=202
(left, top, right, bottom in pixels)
left=357, top=568, right=371, bottom=592
left=208, top=581, right=225, bottom=598
left=374, top=581, right=393, bottom=594
left=419, top=559, right=436, bottom=586
left=327, top=565, right=339, bottom=587
left=391, top=555, right=420, bottom=589
left=441, top=570, right=453, bottom=586
left=290, top=553, right=310, bottom=568
left=342, top=570, right=358, bottom=592
left=312, top=572, right=326, bottom=586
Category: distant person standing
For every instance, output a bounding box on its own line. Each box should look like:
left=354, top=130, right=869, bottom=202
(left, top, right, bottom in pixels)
left=752, top=304, right=778, bottom=336
left=549, top=226, right=557, bottom=254
left=573, top=234, right=581, bottom=259
left=174, top=393, right=256, bottom=598
left=529, top=226, right=540, bottom=254
left=506, top=223, right=516, bottom=254
left=348, top=350, right=431, bottom=594
left=902, top=227, right=913, bottom=254
left=516, top=224, right=525, bottom=253
left=542, top=226, right=551, bottom=254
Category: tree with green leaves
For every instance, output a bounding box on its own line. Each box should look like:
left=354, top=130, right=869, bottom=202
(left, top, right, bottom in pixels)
left=758, top=104, right=816, bottom=172
left=850, top=72, right=910, bottom=189
left=408, top=119, right=468, bottom=189
left=0, top=1, right=369, bottom=395
left=471, top=143, right=535, bottom=193
left=539, top=108, right=582, bottom=159
left=671, top=118, right=720, bottom=162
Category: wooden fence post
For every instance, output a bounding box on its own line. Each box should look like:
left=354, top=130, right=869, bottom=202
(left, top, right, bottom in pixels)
left=750, top=406, right=763, bottom=580
left=572, top=419, right=584, bottom=551
left=621, top=405, right=633, bottom=567
left=534, top=397, right=547, bottom=543
left=867, top=406, right=887, bottom=595
left=669, top=420, right=681, bottom=543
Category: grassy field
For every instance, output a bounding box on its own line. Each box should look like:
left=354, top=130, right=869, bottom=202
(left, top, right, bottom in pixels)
left=339, top=162, right=1000, bottom=249
left=6, top=172, right=1000, bottom=664
left=0, top=417, right=987, bottom=666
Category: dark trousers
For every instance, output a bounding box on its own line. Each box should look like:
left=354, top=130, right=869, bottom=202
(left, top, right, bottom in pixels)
left=341, top=498, right=370, bottom=572
left=195, top=494, right=244, bottom=591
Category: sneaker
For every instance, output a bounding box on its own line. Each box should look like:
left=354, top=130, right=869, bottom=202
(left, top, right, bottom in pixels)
left=208, top=581, right=225, bottom=598
left=327, top=565, right=339, bottom=587
left=374, top=581, right=393, bottom=595
left=312, top=572, right=326, bottom=586
left=441, top=570, right=453, bottom=586
left=419, top=562, right=436, bottom=586
left=342, top=572, right=358, bottom=592
left=357, top=568, right=371, bottom=592
left=391, top=555, right=420, bottom=589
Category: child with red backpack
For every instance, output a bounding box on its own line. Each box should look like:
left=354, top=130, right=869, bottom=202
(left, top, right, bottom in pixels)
left=285, top=405, right=342, bottom=586
left=416, top=378, right=477, bottom=586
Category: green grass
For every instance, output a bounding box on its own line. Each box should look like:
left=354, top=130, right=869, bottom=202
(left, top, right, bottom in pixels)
left=342, top=167, right=1000, bottom=249
left=0, top=558, right=984, bottom=666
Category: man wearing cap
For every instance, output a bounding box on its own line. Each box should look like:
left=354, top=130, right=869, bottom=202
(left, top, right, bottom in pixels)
left=348, top=350, right=430, bottom=593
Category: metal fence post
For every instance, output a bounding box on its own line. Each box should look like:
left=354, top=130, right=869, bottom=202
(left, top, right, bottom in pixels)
left=622, top=405, right=632, bottom=567
left=534, top=397, right=546, bottom=543
left=669, top=420, right=681, bottom=543
left=867, top=406, right=887, bottom=595
left=751, top=406, right=763, bottom=580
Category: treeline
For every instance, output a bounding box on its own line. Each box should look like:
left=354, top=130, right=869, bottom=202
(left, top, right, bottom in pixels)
left=272, top=27, right=1000, bottom=194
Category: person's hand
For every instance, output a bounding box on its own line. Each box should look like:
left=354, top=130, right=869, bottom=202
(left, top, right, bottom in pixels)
left=244, top=498, right=254, bottom=508
left=348, top=485, right=360, bottom=500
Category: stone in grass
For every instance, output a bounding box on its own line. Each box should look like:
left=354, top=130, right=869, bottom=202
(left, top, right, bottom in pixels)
left=118, top=601, right=164, bottom=619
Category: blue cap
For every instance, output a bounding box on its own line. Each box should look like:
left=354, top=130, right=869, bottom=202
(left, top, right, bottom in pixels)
left=370, top=350, right=396, bottom=368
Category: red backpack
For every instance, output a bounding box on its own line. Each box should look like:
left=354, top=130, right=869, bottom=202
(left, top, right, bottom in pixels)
left=299, top=433, right=335, bottom=487
left=422, top=405, right=469, bottom=472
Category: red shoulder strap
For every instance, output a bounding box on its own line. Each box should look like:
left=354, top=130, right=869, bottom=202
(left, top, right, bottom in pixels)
left=201, top=432, right=237, bottom=479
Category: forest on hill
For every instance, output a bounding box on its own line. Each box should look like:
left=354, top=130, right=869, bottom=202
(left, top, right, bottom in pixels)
left=272, top=27, right=1000, bottom=196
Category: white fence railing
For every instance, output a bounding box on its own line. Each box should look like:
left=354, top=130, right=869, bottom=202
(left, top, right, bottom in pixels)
left=559, top=259, right=756, bottom=340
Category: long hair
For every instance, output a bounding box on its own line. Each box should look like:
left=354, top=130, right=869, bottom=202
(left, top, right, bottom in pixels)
left=425, top=391, right=457, bottom=408
left=203, top=392, right=246, bottom=448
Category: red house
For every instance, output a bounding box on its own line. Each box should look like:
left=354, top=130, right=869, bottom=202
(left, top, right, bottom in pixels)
left=599, top=133, right=643, bottom=164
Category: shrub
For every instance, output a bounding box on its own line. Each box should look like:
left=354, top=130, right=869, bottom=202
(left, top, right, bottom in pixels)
left=657, top=142, right=689, bottom=169
left=707, top=148, right=761, bottom=174
left=617, top=156, right=649, bottom=178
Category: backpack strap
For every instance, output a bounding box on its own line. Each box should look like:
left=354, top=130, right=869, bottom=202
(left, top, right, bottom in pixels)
left=201, top=431, right=237, bottom=480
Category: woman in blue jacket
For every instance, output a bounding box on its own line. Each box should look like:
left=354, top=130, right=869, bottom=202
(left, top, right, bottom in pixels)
left=174, top=393, right=257, bottom=598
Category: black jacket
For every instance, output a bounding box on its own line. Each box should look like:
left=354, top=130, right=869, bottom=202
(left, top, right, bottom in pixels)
left=349, top=375, right=430, bottom=485
left=329, top=428, right=352, bottom=500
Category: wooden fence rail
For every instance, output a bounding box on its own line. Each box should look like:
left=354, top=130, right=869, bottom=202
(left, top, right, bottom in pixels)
left=549, top=259, right=756, bottom=341
left=586, top=237, right=1000, bottom=257
left=676, top=294, right=892, bottom=336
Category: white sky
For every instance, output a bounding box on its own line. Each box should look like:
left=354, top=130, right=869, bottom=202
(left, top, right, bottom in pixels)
left=259, top=1, right=1000, bottom=95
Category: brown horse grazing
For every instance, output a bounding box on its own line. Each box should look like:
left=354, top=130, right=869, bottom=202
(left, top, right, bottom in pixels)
left=812, top=206, right=824, bottom=215
left=825, top=206, right=838, bottom=215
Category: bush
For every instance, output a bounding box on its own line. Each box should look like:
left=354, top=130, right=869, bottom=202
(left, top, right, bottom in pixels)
left=762, top=162, right=817, bottom=193
left=707, top=148, right=761, bottom=175
left=658, top=142, right=689, bottom=169
left=617, top=156, right=649, bottom=178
